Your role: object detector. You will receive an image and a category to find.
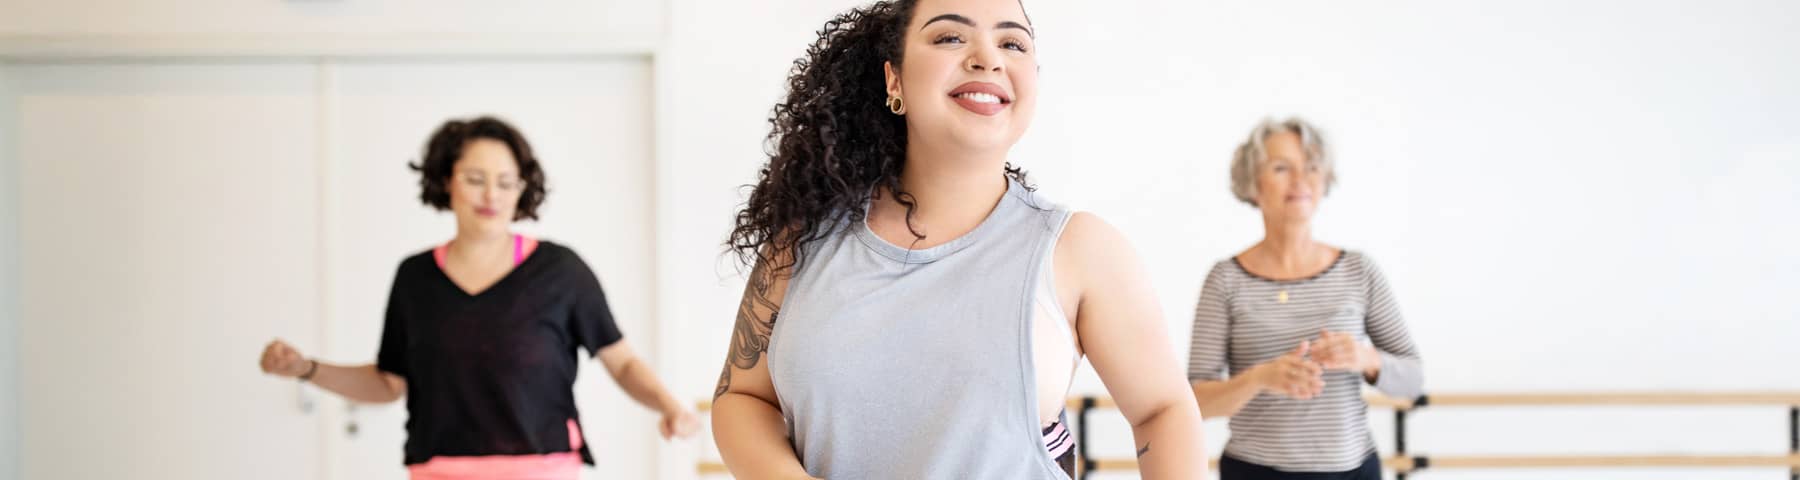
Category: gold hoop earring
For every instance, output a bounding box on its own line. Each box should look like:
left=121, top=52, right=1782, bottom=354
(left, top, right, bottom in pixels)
left=887, top=96, right=906, bottom=115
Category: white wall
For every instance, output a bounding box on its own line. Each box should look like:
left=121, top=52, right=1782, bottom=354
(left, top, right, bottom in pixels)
left=666, top=1, right=1800, bottom=479
left=12, top=62, right=332, bottom=480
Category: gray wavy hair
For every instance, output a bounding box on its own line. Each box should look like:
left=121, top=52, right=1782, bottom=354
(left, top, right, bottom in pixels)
left=1230, top=117, right=1335, bottom=207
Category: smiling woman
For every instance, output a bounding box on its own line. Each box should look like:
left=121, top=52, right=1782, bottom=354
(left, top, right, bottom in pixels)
left=1189, top=118, right=1423, bottom=480
left=709, top=0, right=1207, bottom=479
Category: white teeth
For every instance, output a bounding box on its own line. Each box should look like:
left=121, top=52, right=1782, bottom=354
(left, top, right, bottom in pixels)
left=956, top=92, right=1002, bottom=104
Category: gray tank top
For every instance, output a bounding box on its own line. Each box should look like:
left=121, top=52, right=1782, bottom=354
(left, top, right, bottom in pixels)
left=770, top=179, right=1074, bottom=479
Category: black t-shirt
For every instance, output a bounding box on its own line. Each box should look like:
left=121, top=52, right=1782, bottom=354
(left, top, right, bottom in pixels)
left=376, top=240, right=623, bottom=465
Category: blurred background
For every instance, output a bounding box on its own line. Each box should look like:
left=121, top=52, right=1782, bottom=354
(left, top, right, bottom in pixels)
left=1, top=0, right=1796, bottom=479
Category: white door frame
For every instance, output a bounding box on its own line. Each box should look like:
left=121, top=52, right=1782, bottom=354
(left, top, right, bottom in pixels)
left=0, top=57, right=22, bottom=480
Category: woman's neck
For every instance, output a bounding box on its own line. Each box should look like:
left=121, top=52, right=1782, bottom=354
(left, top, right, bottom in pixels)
left=448, top=227, right=511, bottom=260
left=1250, top=219, right=1331, bottom=276
left=870, top=143, right=1010, bottom=247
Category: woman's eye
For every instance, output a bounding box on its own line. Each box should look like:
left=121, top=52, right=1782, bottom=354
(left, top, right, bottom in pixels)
left=933, top=33, right=964, bottom=45
left=1003, top=41, right=1028, bottom=53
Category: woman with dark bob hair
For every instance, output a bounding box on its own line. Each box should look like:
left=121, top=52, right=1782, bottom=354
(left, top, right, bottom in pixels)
left=709, top=0, right=1205, bottom=478
left=257, top=116, right=697, bottom=480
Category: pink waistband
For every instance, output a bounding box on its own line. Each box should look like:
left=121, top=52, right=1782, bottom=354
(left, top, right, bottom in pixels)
left=406, top=419, right=584, bottom=480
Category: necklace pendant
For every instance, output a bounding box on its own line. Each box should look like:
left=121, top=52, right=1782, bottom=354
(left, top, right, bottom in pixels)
left=1277, top=290, right=1289, bottom=303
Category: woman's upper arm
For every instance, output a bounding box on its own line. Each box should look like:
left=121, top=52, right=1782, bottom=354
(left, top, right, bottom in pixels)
left=1188, top=266, right=1233, bottom=383
left=1361, top=258, right=1419, bottom=358
left=1062, top=212, right=1196, bottom=424
left=1360, top=257, right=1425, bottom=398
left=713, top=256, right=790, bottom=406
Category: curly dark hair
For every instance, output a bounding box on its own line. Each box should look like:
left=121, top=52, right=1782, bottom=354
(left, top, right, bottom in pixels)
left=728, top=0, right=1032, bottom=274
left=409, top=116, right=549, bottom=221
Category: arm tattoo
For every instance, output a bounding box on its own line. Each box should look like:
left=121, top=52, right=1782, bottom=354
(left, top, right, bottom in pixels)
left=713, top=264, right=781, bottom=400
left=1136, top=443, right=1151, bottom=458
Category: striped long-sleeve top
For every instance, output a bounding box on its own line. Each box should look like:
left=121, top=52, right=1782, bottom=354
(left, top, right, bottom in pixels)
left=1188, top=250, right=1423, bottom=472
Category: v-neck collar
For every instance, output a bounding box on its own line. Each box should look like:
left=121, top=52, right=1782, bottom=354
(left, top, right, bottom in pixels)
left=432, top=236, right=545, bottom=298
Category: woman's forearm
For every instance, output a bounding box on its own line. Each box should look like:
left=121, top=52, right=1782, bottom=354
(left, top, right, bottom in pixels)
left=308, top=362, right=405, bottom=404
left=612, top=357, right=682, bottom=414
left=1370, top=351, right=1424, bottom=399
left=1190, top=368, right=1263, bottom=419
left=713, top=392, right=813, bottom=480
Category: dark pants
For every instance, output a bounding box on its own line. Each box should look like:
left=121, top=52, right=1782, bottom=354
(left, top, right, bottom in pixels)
left=1219, top=453, right=1381, bottom=480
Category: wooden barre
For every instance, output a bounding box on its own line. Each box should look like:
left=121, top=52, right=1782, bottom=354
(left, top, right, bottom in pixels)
left=1066, top=396, right=1116, bottom=410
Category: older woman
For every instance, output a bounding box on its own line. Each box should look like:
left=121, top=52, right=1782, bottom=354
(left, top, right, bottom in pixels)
left=1188, top=117, right=1423, bottom=480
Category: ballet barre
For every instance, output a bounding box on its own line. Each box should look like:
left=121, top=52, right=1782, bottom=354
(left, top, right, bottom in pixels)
left=693, top=392, right=1800, bottom=479
left=1077, top=392, right=1800, bottom=480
